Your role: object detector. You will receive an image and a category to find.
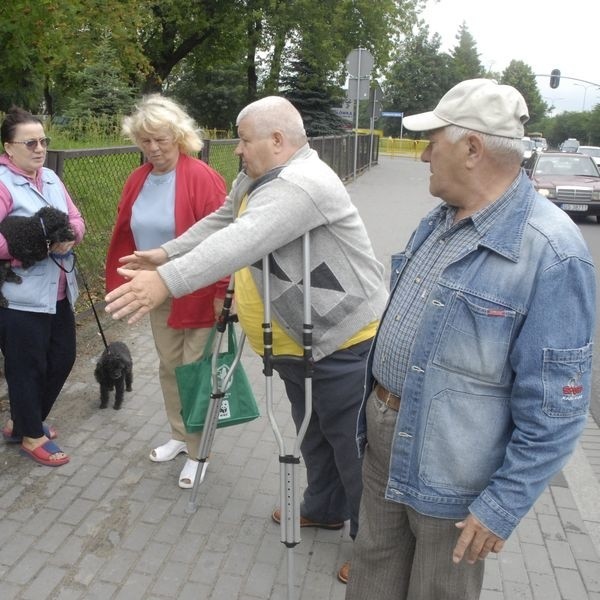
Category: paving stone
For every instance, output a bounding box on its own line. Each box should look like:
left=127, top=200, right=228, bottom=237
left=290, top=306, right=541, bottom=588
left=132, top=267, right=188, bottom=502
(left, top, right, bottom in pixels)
left=502, top=580, right=534, bottom=599
left=529, top=572, right=561, bottom=600
left=554, top=566, right=589, bottom=600
left=0, top=532, right=36, bottom=567
left=4, top=549, right=48, bottom=584
left=579, top=559, right=600, bottom=592
left=566, top=531, right=600, bottom=561
left=21, top=565, right=67, bottom=600
left=150, top=561, right=191, bottom=597
left=521, top=542, right=553, bottom=575
left=498, top=551, right=529, bottom=584
left=538, top=513, right=567, bottom=542
left=546, top=539, right=577, bottom=569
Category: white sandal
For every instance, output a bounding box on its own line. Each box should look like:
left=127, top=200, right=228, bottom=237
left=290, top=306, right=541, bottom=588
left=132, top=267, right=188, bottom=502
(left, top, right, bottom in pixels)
left=179, top=458, right=200, bottom=489
left=149, top=439, right=187, bottom=462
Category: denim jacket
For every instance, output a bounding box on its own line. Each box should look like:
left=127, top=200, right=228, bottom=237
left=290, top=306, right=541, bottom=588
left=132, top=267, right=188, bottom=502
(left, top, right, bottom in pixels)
left=356, top=173, right=596, bottom=539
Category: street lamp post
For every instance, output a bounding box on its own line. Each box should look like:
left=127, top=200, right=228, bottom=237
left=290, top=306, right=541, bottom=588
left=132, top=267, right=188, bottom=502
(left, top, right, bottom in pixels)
left=573, top=83, right=600, bottom=111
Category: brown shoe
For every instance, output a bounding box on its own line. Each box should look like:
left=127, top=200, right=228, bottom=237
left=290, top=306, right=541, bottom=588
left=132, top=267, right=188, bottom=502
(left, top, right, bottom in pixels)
left=337, top=561, right=350, bottom=584
left=271, top=508, right=344, bottom=530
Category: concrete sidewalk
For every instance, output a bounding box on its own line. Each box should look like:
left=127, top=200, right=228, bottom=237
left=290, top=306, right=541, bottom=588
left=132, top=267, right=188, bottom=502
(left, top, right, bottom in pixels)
left=1, top=156, right=600, bottom=599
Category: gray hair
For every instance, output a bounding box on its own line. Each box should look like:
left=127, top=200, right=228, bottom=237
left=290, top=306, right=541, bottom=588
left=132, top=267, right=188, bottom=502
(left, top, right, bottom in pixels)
left=123, top=94, right=203, bottom=154
left=444, top=125, right=523, bottom=165
left=236, top=96, right=307, bottom=146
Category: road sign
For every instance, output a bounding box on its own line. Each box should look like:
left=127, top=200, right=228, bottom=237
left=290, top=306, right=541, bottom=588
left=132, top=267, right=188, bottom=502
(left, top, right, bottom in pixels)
left=332, top=106, right=354, bottom=122
left=346, top=48, right=374, bottom=78
left=381, top=111, right=404, bottom=118
left=346, top=77, right=371, bottom=101
left=367, top=83, right=383, bottom=119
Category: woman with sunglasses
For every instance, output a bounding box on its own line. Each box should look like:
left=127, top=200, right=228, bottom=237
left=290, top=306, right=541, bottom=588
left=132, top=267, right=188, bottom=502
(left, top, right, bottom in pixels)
left=0, top=106, right=85, bottom=466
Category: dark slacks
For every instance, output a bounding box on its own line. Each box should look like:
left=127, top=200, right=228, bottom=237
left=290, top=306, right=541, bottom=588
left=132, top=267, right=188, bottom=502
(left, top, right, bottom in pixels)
left=0, top=299, right=76, bottom=439
left=273, top=338, right=372, bottom=539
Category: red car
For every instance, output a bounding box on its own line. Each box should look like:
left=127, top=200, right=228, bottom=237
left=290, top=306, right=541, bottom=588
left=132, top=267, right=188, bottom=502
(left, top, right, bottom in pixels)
left=523, top=151, right=600, bottom=223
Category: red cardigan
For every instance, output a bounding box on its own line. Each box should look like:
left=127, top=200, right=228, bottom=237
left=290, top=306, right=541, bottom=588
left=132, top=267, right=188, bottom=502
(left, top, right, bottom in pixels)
left=105, top=153, right=228, bottom=329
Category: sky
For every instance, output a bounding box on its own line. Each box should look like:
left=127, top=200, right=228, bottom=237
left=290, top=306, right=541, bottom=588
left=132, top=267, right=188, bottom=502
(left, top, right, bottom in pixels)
left=420, top=0, right=600, bottom=114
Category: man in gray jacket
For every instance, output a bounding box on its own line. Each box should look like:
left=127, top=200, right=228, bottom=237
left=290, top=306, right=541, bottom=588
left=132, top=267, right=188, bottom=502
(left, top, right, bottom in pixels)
left=105, top=96, right=387, bottom=583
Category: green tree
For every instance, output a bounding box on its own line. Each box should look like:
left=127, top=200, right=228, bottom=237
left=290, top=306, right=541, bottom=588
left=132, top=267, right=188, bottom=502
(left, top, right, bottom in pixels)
left=0, top=0, right=148, bottom=114
left=449, top=23, right=484, bottom=81
left=66, top=35, right=137, bottom=117
left=500, top=60, right=548, bottom=128
left=169, top=61, right=247, bottom=132
left=383, top=26, right=454, bottom=137
left=136, top=1, right=238, bottom=93
left=281, top=58, right=348, bottom=136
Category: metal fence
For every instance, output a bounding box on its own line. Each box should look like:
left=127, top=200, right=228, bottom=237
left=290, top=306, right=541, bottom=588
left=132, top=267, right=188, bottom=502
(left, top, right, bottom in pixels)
left=44, top=133, right=378, bottom=312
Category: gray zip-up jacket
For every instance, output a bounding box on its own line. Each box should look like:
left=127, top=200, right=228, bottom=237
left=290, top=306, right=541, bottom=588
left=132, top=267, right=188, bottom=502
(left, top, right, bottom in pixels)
left=159, top=144, right=387, bottom=360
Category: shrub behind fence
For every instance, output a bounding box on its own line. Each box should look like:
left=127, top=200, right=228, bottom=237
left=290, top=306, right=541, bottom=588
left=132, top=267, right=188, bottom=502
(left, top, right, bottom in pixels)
left=45, top=134, right=378, bottom=312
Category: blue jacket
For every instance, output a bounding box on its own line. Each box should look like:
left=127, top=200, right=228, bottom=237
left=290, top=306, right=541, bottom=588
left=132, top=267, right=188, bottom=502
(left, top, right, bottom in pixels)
left=0, top=165, right=79, bottom=312
left=356, top=172, right=596, bottom=539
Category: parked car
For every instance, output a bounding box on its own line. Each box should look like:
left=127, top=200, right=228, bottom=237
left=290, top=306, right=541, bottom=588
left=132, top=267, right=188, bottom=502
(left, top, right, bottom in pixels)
left=523, top=151, right=600, bottom=222
left=531, top=137, right=547, bottom=152
left=559, top=138, right=580, bottom=152
left=521, top=136, right=534, bottom=162
left=577, top=145, right=600, bottom=168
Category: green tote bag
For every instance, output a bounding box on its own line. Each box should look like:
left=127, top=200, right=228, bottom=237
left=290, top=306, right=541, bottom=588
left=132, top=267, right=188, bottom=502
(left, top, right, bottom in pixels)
left=176, top=322, right=259, bottom=433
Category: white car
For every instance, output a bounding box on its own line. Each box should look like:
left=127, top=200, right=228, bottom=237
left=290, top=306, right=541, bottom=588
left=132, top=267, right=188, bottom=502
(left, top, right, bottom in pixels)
left=521, top=137, right=534, bottom=162
left=577, top=146, right=600, bottom=168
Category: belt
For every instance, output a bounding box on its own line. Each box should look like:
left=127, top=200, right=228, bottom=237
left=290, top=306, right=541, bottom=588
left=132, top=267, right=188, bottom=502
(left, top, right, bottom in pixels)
left=374, top=383, right=401, bottom=411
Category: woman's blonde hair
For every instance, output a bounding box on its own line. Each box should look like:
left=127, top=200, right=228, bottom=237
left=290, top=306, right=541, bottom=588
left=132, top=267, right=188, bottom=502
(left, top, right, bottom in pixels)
left=123, top=94, right=203, bottom=154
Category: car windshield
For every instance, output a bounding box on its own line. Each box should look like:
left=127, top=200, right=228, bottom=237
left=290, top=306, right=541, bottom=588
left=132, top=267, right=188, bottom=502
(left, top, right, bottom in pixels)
left=534, top=155, right=600, bottom=177
left=522, top=139, right=534, bottom=151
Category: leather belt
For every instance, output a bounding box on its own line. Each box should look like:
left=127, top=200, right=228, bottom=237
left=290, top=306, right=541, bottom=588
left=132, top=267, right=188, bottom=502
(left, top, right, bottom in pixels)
left=374, top=383, right=401, bottom=411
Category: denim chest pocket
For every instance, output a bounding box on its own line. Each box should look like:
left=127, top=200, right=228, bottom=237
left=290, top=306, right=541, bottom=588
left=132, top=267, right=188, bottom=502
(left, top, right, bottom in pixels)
left=542, top=344, right=592, bottom=417
left=432, top=292, right=517, bottom=384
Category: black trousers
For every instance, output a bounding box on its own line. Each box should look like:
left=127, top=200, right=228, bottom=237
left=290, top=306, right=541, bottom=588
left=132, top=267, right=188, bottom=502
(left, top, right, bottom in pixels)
left=0, top=299, right=76, bottom=439
left=273, top=338, right=372, bottom=539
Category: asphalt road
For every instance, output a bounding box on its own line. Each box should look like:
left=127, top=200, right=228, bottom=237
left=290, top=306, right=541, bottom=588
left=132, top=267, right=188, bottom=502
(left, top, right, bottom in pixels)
left=349, top=156, right=600, bottom=427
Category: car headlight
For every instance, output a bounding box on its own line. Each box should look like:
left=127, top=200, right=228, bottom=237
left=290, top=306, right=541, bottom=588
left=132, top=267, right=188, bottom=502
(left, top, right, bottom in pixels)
left=537, top=187, right=556, bottom=199
left=593, top=190, right=600, bottom=201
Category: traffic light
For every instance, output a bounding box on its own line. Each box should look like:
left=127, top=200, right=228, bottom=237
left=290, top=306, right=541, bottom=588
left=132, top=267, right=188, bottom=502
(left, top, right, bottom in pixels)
left=549, top=69, right=561, bottom=89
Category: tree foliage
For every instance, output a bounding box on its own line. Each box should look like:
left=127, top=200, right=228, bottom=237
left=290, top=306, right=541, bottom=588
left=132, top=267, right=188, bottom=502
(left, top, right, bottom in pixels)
left=65, top=34, right=137, bottom=118
left=449, top=23, right=484, bottom=81
left=383, top=26, right=454, bottom=136
left=1, top=0, right=597, bottom=142
left=500, top=60, right=547, bottom=128
left=281, top=58, right=348, bottom=136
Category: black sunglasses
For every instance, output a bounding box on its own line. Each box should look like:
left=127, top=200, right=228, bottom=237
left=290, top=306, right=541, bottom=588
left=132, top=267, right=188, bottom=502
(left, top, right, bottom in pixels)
left=11, top=137, right=51, bottom=150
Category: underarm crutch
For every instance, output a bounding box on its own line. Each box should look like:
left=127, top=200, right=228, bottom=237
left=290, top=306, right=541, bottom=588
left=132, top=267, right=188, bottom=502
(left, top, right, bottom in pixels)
left=262, top=231, right=313, bottom=600
left=186, top=286, right=246, bottom=514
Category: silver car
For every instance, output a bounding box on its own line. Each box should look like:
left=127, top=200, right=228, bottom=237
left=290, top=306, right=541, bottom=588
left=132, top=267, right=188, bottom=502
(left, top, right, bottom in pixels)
left=577, top=145, right=600, bottom=168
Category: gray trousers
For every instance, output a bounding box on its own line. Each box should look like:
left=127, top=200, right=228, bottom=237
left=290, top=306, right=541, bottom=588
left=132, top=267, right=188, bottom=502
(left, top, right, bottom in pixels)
left=273, top=338, right=372, bottom=539
left=346, top=390, right=484, bottom=600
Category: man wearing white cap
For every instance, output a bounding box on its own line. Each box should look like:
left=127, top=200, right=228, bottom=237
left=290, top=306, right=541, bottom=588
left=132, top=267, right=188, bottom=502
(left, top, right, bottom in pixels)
left=346, top=79, right=596, bottom=599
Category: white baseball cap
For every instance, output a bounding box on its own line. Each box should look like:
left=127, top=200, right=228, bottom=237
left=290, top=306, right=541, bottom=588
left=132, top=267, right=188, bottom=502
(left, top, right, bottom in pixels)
left=402, top=78, right=529, bottom=139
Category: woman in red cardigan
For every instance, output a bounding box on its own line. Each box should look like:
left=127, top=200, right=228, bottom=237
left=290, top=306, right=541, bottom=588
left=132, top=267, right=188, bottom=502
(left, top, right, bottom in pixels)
left=105, top=95, right=227, bottom=488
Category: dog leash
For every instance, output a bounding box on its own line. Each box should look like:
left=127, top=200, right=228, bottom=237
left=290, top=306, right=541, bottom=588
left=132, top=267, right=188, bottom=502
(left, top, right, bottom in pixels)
left=51, top=251, right=109, bottom=350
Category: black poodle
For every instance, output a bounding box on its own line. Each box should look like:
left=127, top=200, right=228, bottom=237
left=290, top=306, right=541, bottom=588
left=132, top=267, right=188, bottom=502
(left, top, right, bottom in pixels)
left=94, top=341, right=133, bottom=410
left=0, top=206, right=75, bottom=307
left=0, top=205, right=75, bottom=269
left=0, top=261, right=23, bottom=308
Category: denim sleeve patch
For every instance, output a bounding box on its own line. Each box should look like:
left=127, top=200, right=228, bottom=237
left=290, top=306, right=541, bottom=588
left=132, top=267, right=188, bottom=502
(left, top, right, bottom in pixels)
left=542, top=344, right=593, bottom=417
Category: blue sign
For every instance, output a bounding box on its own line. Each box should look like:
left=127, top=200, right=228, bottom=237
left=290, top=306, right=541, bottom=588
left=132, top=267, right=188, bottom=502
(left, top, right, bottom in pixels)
left=381, top=111, right=404, bottom=118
